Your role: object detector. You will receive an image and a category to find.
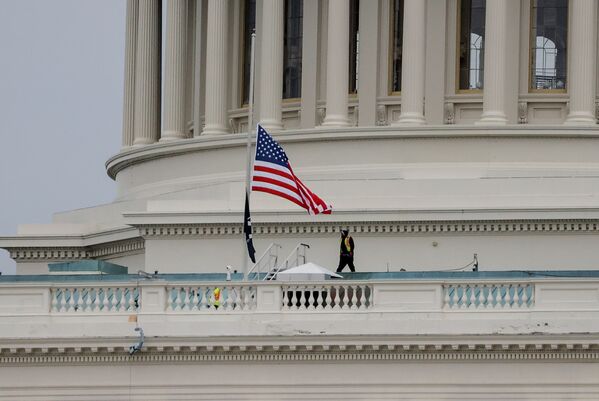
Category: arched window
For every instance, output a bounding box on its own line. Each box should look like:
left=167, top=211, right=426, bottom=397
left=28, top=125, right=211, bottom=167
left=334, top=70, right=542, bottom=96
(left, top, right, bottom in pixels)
left=390, top=0, right=404, bottom=93
left=530, top=0, right=567, bottom=91
left=283, top=0, right=303, bottom=99
left=457, top=0, right=485, bottom=91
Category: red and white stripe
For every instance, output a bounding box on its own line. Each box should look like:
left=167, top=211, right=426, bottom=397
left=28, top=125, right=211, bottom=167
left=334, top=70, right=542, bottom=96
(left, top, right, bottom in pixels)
left=252, top=160, right=332, bottom=215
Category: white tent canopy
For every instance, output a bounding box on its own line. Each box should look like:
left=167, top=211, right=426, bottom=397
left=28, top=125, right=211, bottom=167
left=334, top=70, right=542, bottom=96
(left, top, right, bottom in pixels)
left=276, top=262, right=343, bottom=281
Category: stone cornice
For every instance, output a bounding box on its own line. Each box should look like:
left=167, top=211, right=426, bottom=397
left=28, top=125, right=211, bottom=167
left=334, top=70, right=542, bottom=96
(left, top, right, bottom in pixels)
left=6, top=238, right=145, bottom=262
left=133, top=218, right=599, bottom=238
left=105, top=126, right=599, bottom=179
left=1, top=338, right=598, bottom=364
left=4, top=217, right=599, bottom=261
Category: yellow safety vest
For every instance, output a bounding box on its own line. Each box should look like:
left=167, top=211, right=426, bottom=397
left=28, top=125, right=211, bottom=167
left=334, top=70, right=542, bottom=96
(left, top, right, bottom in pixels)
left=344, top=237, right=352, bottom=253
left=213, top=287, right=221, bottom=307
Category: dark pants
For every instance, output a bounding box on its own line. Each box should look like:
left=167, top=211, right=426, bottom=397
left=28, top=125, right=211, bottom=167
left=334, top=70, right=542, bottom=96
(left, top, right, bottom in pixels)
left=337, top=255, right=355, bottom=272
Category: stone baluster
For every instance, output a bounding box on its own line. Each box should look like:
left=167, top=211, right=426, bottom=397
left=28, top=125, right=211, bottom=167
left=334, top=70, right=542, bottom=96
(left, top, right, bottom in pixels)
left=282, top=288, right=290, bottom=311
left=443, top=285, right=451, bottom=308
left=199, top=287, right=208, bottom=310
left=350, top=286, right=358, bottom=310
left=342, top=286, right=350, bottom=310
left=325, top=287, right=333, bottom=310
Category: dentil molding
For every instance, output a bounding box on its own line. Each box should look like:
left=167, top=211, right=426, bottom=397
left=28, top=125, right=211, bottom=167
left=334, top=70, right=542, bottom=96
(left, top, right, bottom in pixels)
left=135, top=219, right=599, bottom=238
left=1, top=341, right=598, bottom=365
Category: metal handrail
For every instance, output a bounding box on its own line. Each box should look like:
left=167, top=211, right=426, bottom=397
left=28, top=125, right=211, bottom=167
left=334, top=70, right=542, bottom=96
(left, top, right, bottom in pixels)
left=266, top=243, right=310, bottom=280
left=247, top=243, right=281, bottom=280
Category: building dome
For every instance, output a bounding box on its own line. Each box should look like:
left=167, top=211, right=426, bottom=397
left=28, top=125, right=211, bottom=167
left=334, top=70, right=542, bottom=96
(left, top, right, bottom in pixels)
left=3, top=0, right=599, bottom=274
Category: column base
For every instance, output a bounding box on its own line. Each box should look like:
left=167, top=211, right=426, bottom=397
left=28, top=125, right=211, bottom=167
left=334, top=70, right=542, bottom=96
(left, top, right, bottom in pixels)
left=321, top=114, right=351, bottom=127
left=202, top=124, right=229, bottom=135
left=564, top=112, right=597, bottom=126
left=476, top=112, right=508, bottom=126
left=259, top=119, right=284, bottom=133
left=395, top=112, right=425, bottom=125
left=133, top=138, right=158, bottom=146
left=159, top=131, right=187, bottom=142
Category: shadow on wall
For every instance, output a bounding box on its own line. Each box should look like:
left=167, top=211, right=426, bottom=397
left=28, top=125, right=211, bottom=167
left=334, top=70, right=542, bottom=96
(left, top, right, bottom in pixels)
left=0, top=249, right=16, bottom=275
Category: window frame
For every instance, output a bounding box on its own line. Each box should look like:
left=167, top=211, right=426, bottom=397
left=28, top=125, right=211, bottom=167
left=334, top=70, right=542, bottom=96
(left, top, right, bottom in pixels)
left=240, top=0, right=256, bottom=107
left=455, top=0, right=485, bottom=94
left=388, top=0, right=404, bottom=96
left=283, top=0, right=303, bottom=101
left=528, top=0, right=568, bottom=94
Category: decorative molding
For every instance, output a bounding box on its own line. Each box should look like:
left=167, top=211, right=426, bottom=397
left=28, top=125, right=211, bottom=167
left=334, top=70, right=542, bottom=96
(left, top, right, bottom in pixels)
left=7, top=238, right=145, bottom=262
left=1, top=342, right=598, bottom=365
left=376, top=105, right=388, bottom=126
left=595, top=100, right=599, bottom=123
left=316, top=106, right=326, bottom=126
left=518, top=101, right=528, bottom=124
left=106, top=126, right=599, bottom=179
left=444, top=102, right=455, bottom=125
left=351, top=105, right=359, bottom=126
left=135, top=219, right=599, bottom=238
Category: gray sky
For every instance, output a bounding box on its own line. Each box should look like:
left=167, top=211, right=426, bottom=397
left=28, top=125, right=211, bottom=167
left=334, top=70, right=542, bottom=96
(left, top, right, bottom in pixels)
left=0, top=0, right=125, bottom=274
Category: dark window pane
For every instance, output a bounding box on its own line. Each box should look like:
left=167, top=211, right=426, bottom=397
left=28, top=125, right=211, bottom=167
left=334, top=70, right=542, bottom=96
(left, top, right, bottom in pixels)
left=242, top=0, right=256, bottom=105
left=283, top=0, right=303, bottom=99
left=458, top=0, right=485, bottom=90
left=530, top=0, right=568, bottom=90
left=349, top=0, right=359, bottom=94
left=391, top=0, right=404, bottom=92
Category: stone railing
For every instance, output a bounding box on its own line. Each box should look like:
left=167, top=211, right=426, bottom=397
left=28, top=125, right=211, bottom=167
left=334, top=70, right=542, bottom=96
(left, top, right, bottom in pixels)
left=51, top=285, right=140, bottom=313
left=443, top=282, right=534, bottom=309
left=3, top=276, right=598, bottom=316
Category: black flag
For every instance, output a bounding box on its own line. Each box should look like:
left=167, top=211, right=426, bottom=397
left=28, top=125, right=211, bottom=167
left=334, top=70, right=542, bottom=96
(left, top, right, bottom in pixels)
left=244, top=191, right=256, bottom=263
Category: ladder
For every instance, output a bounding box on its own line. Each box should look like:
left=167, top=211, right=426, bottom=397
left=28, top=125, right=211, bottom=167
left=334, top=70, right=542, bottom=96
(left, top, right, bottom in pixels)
left=265, top=243, right=310, bottom=280
left=247, top=243, right=282, bottom=280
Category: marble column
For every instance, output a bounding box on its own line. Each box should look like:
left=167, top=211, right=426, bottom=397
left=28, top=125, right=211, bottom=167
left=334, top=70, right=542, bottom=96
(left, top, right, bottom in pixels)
left=477, top=0, right=508, bottom=125
left=161, top=0, right=188, bottom=141
left=203, top=0, right=229, bottom=135
left=322, top=0, right=350, bottom=127
left=133, top=0, right=162, bottom=146
left=122, top=0, right=138, bottom=148
left=565, top=0, right=597, bottom=125
left=258, top=0, right=284, bottom=131
left=396, top=0, right=426, bottom=125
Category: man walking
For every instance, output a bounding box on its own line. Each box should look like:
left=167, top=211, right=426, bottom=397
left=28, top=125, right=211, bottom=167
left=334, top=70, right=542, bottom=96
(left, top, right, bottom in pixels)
left=337, top=229, right=356, bottom=272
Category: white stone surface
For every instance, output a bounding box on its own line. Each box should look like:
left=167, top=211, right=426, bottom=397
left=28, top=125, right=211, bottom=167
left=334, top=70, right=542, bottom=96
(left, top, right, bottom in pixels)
left=161, top=0, right=188, bottom=141
left=133, top=0, right=161, bottom=145
left=396, top=0, right=426, bottom=125
left=322, top=0, right=350, bottom=127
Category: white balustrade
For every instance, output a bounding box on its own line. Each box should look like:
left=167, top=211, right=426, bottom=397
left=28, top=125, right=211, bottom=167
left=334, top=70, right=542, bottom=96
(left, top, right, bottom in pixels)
left=165, top=284, right=257, bottom=312
left=50, top=286, right=139, bottom=313
left=443, top=282, right=534, bottom=310
left=280, top=284, right=372, bottom=311
left=7, top=279, right=551, bottom=315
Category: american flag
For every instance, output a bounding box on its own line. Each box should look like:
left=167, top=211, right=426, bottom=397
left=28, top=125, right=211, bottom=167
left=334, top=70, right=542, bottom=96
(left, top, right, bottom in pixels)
left=251, top=125, right=332, bottom=215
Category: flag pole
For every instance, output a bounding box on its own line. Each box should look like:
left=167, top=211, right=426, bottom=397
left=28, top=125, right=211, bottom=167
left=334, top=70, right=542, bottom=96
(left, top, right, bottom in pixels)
left=243, top=30, right=257, bottom=281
